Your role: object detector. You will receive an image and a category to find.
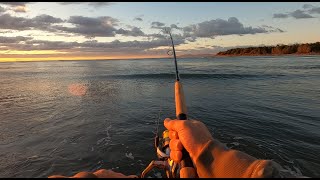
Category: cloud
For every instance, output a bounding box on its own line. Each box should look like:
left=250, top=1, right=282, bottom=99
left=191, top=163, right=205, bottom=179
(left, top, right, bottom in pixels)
left=53, top=16, right=118, bottom=37
left=302, top=4, right=314, bottom=9
left=185, top=36, right=197, bottom=42
left=300, top=4, right=320, bottom=15
left=150, top=22, right=183, bottom=33
left=0, top=14, right=36, bottom=30
left=273, top=5, right=319, bottom=19
left=146, top=33, right=167, bottom=40
left=0, top=2, right=31, bottom=13
left=261, top=25, right=285, bottom=33
left=0, top=37, right=186, bottom=53
left=33, top=14, right=64, bottom=24
left=24, top=40, right=79, bottom=50
left=183, top=17, right=278, bottom=38
left=134, top=17, right=143, bottom=21
left=116, top=27, right=145, bottom=37
left=82, top=39, right=180, bottom=50
left=54, top=16, right=148, bottom=38
left=0, top=13, right=151, bottom=38
left=68, top=16, right=118, bottom=26
left=290, top=10, right=314, bottom=19
left=0, top=36, right=33, bottom=43
left=273, top=13, right=289, bottom=18
left=87, top=2, right=113, bottom=7
left=276, top=28, right=284, bottom=33
left=170, top=24, right=182, bottom=30
left=0, top=39, right=80, bottom=51
left=309, top=7, right=320, bottom=14
left=148, top=18, right=282, bottom=41
left=0, top=14, right=64, bottom=30
left=0, top=2, right=30, bottom=7
left=58, top=2, right=113, bottom=8
left=0, top=2, right=30, bottom=13
left=12, top=5, right=27, bottom=13
left=151, top=21, right=165, bottom=28
left=81, top=38, right=185, bottom=51
left=0, top=6, right=5, bottom=13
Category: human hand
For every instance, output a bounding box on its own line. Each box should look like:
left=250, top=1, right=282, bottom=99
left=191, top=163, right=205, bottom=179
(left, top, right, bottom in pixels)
left=48, top=169, right=138, bottom=178
left=164, top=118, right=287, bottom=178
left=164, top=118, right=214, bottom=163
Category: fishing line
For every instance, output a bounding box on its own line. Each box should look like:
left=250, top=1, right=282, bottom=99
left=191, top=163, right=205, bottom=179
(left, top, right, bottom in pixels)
left=153, top=28, right=178, bottom=135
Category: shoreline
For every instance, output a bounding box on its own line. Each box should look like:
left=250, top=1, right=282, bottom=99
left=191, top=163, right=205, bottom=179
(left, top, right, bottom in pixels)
left=214, top=53, right=320, bottom=57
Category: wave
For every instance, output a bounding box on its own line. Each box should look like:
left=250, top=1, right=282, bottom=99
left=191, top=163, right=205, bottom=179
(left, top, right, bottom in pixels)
left=101, top=73, right=284, bottom=80
left=286, top=65, right=320, bottom=70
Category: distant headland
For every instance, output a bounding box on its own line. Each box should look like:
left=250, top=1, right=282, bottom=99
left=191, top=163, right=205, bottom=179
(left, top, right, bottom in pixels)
left=216, top=42, right=320, bottom=57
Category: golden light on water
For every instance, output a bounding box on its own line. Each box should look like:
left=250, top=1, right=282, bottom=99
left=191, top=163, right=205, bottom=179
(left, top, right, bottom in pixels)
left=68, top=83, right=88, bottom=96
left=0, top=54, right=168, bottom=62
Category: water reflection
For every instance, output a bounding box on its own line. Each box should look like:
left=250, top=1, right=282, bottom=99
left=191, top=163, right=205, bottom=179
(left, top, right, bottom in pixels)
left=68, top=83, right=88, bottom=96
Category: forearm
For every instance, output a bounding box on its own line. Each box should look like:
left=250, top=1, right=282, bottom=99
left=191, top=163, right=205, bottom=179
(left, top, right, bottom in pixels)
left=193, top=139, right=281, bottom=178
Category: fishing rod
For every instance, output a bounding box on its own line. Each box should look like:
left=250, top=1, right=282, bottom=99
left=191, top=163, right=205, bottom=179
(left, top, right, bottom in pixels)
left=141, top=30, right=197, bottom=178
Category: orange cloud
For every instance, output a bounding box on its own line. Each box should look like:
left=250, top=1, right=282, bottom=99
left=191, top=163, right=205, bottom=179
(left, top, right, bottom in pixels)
left=13, top=5, right=27, bottom=13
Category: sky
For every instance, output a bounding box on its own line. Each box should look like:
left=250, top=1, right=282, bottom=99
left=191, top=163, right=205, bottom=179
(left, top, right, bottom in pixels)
left=0, top=2, right=320, bottom=61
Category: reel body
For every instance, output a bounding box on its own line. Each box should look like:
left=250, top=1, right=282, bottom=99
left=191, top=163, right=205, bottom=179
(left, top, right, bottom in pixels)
left=141, top=130, right=179, bottom=178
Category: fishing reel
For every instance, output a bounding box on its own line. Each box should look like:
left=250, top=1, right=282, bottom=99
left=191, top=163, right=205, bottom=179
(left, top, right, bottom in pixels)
left=141, top=130, right=180, bottom=178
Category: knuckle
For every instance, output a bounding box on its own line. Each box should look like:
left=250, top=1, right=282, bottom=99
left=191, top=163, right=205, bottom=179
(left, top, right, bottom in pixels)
left=73, top=171, right=94, bottom=178
left=169, top=139, right=182, bottom=150
left=169, top=130, right=178, bottom=139
left=96, top=169, right=108, bottom=174
left=181, top=120, right=188, bottom=127
left=169, top=139, right=175, bottom=148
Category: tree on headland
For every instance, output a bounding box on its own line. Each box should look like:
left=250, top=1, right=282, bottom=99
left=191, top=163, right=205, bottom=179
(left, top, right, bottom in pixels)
left=216, top=42, right=320, bottom=56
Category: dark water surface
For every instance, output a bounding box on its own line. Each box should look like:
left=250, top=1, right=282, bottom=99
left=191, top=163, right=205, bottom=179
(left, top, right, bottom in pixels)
left=0, top=56, right=319, bottom=177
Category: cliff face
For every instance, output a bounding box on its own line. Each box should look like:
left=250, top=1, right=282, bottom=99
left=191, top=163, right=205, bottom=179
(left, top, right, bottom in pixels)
left=216, top=42, right=320, bottom=56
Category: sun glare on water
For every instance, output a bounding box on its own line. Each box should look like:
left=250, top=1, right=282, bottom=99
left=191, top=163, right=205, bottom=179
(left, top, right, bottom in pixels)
left=68, top=83, right=88, bottom=96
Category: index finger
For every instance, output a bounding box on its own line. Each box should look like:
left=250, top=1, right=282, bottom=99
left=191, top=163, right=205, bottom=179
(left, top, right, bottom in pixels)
left=164, top=118, right=185, bottom=132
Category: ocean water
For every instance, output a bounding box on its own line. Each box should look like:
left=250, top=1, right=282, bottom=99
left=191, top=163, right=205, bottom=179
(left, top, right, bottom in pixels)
left=0, top=56, right=319, bottom=177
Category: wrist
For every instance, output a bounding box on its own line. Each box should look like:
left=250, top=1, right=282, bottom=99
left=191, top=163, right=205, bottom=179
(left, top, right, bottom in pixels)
left=192, top=139, right=229, bottom=177
left=193, top=138, right=226, bottom=161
